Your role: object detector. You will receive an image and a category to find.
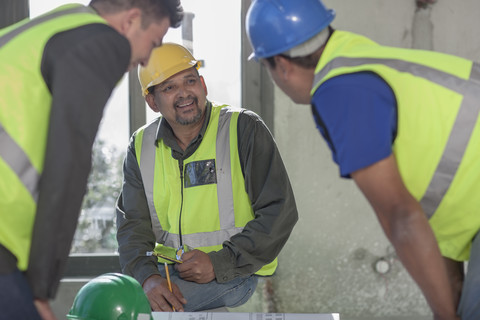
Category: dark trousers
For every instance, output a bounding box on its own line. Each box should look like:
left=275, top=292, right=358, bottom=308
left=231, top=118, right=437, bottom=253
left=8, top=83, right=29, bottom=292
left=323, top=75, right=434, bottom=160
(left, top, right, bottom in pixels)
left=0, top=269, right=42, bottom=320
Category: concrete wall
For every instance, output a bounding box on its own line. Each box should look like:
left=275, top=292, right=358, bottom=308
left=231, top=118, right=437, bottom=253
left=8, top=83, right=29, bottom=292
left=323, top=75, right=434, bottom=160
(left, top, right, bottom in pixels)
left=233, top=0, right=480, bottom=319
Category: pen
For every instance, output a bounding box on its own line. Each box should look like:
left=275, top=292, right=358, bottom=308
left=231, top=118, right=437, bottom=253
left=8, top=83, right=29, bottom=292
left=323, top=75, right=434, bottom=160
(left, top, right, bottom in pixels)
left=164, top=262, right=175, bottom=312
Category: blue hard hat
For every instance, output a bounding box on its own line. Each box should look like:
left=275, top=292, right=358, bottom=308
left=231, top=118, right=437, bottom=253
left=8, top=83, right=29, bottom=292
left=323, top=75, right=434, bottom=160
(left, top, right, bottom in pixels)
left=246, top=0, right=335, bottom=60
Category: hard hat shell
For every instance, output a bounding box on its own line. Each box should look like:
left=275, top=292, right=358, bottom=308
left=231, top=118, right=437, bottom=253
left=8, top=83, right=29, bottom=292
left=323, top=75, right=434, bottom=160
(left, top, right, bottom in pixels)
left=67, top=273, right=153, bottom=320
left=246, top=0, right=335, bottom=60
left=138, top=43, right=200, bottom=96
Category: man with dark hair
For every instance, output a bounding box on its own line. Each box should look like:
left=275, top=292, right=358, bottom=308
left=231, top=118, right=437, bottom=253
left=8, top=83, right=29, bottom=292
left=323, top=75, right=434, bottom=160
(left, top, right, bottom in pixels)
left=89, top=0, right=183, bottom=30
left=0, top=1, right=183, bottom=319
left=246, top=0, right=480, bottom=319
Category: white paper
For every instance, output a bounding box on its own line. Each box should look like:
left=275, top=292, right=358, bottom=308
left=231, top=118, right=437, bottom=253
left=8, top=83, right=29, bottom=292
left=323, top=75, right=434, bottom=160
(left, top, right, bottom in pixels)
left=152, top=312, right=340, bottom=320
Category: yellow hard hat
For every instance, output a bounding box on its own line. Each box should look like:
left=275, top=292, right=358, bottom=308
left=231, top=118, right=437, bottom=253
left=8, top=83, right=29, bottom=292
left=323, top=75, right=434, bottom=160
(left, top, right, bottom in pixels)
left=138, top=43, right=200, bottom=96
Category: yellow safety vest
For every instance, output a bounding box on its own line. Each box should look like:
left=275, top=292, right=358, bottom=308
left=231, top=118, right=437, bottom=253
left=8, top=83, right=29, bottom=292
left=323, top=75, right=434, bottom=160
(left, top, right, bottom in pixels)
left=134, top=103, right=277, bottom=276
left=312, top=30, right=480, bottom=261
left=0, top=4, right=107, bottom=270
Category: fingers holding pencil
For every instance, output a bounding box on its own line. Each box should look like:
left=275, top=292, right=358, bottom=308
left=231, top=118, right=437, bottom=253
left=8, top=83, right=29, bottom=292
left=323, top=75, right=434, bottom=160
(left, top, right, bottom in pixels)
left=163, top=263, right=187, bottom=312
left=142, top=274, right=186, bottom=312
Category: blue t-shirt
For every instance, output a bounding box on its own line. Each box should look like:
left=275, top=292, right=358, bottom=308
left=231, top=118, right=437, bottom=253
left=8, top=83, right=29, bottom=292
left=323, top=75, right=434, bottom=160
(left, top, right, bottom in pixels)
left=311, top=72, right=397, bottom=178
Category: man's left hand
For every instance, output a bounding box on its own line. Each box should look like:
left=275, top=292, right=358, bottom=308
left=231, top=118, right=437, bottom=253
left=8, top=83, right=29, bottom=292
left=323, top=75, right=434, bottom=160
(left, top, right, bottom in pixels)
left=175, top=250, right=215, bottom=283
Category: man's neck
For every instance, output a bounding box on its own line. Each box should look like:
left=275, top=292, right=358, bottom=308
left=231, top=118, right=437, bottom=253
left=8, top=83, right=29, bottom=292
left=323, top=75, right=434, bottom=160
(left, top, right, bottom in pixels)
left=171, top=114, right=206, bottom=151
left=173, top=127, right=201, bottom=151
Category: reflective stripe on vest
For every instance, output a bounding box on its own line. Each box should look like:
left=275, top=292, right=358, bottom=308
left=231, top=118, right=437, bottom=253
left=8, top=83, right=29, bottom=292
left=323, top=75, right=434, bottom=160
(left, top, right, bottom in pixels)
left=0, top=124, right=39, bottom=201
left=139, top=108, right=242, bottom=248
left=313, top=58, right=480, bottom=218
left=0, top=4, right=95, bottom=202
left=0, top=5, right=108, bottom=271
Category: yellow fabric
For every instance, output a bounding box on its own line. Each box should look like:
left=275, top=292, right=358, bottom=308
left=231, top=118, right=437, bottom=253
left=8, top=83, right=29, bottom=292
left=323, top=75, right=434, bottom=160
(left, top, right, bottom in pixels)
left=312, top=31, right=480, bottom=261
left=134, top=104, right=277, bottom=275
left=0, top=4, right=107, bottom=270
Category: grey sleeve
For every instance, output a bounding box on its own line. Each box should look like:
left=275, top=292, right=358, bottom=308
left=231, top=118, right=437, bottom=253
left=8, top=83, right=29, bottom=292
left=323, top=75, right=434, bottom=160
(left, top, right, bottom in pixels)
left=116, top=137, right=161, bottom=285
left=208, top=110, right=299, bottom=283
left=26, top=24, right=130, bottom=299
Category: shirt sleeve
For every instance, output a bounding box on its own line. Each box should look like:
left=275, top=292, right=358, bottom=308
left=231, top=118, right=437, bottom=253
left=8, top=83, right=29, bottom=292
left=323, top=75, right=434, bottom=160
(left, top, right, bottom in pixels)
left=208, top=110, right=299, bottom=283
left=311, top=72, right=397, bottom=178
left=116, top=137, right=161, bottom=285
left=26, top=23, right=130, bottom=299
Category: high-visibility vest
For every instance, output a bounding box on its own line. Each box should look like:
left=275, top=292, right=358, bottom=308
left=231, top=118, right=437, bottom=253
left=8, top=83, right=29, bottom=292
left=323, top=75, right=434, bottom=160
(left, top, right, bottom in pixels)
left=312, top=30, right=480, bottom=261
left=134, top=103, right=277, bottom=275
left=0, top=4, right=107, bottom=270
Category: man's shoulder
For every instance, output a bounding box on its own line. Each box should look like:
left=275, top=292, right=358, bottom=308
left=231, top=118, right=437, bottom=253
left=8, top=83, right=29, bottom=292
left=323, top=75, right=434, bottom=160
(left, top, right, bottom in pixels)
left=43, top=23, right=130, bottom=77
left=238, top=108, right=263, bottom=124
left=49, top=22, right=124, bottom=45
left=212, top=102, right=267, bottom=131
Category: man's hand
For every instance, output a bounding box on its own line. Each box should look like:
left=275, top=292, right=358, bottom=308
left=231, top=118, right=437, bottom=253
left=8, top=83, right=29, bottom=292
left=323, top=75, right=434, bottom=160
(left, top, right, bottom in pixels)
left=175, top=250, right=215, bottom=283
left=143, top=274, right=186, bottom=312
left=34, top=299, right=57, bottom=320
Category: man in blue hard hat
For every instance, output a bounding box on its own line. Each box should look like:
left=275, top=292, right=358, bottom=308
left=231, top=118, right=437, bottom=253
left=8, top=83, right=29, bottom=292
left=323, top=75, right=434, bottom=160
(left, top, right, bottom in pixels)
left=246, top=0, right=480, bottom=319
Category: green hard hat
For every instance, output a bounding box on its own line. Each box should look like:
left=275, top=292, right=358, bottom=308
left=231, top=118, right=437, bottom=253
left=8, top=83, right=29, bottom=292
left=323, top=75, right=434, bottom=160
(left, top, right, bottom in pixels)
left=67, top=273, right=153, bottom=320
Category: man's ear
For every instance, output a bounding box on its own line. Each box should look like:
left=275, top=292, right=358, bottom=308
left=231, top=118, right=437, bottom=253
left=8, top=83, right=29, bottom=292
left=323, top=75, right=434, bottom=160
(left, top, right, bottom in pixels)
left=200, top=76, right=208, bottom=96
left=274, top=55, right=293, bottom=79
left=120, top=8, right=141, bottom=33
left=145, top=93, right=160, bottom=113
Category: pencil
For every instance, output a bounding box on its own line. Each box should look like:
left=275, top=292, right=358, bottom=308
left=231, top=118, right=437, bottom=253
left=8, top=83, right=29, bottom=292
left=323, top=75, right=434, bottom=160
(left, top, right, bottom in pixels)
left=164, top=262, right=175, bottom=311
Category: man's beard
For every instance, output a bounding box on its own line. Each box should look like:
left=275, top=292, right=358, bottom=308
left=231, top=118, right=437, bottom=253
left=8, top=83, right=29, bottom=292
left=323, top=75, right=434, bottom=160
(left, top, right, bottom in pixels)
left=175, top=96, right=203, bottom=125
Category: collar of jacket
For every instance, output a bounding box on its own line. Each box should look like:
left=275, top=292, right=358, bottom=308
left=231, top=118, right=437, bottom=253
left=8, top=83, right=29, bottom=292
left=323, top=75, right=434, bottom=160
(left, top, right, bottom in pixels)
left=154, top=100, right=213, bottom=159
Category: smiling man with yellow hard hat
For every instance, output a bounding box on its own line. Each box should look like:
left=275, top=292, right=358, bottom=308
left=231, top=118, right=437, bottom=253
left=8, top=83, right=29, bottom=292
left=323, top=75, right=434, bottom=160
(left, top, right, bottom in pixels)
left=116, top=42, right=298, bottom=312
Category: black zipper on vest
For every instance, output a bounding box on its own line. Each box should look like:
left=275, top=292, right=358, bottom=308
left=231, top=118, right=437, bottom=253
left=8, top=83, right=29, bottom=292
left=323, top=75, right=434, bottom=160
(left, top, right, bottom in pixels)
left=178, top=159, right=184, bottom=250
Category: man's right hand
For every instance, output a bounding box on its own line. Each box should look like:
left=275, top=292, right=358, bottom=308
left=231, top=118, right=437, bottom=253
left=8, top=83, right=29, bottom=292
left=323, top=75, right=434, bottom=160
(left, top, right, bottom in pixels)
left=142, top=274, right=187, bottom=312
